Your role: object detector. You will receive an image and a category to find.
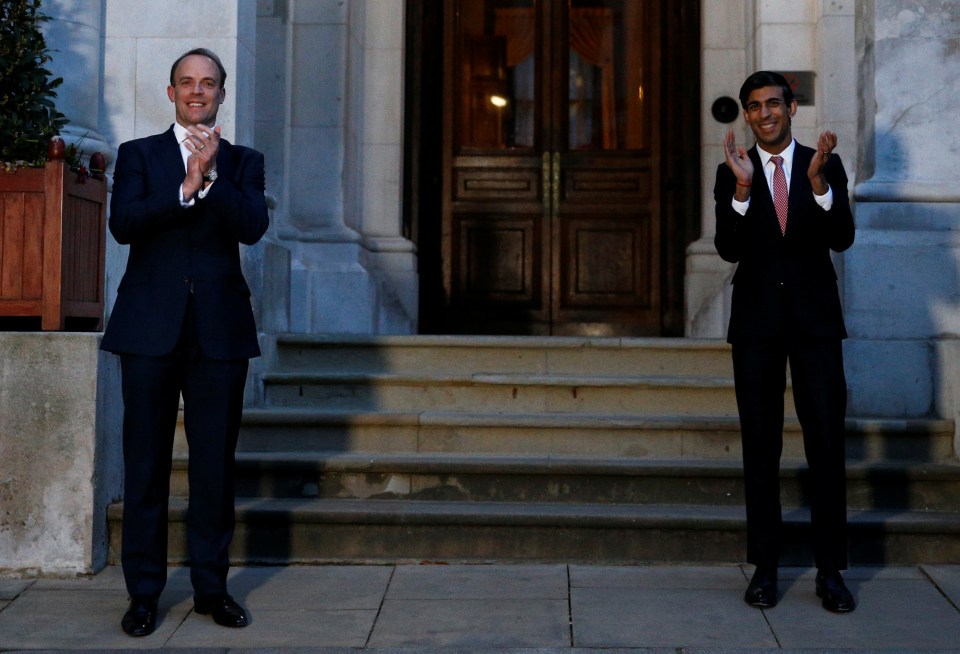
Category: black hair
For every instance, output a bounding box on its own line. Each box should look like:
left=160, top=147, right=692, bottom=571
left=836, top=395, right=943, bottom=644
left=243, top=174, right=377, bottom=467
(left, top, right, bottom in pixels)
left=738, top=71, right=794, bottom=108
left=169, top=48, right=227, bottom=89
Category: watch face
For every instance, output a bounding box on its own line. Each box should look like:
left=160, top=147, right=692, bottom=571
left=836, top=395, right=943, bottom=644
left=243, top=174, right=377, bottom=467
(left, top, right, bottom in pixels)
left=206, top=169, right=217, bottom=181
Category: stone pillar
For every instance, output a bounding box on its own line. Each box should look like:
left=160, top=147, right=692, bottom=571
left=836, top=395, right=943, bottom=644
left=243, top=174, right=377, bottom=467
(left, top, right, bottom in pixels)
left=348, top=0, right=417, bottom=331
left=845, top=0, right=960, bottom=422
left=271, top=0, right=416, bottom=335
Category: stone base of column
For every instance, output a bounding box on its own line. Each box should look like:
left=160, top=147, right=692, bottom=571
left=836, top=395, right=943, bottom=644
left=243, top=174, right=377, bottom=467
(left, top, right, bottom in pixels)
left=272, top=230, right=418, bottom=335
left=844, top=200, right=960, bottom=419
left=684, top=238, right=735, bottom=339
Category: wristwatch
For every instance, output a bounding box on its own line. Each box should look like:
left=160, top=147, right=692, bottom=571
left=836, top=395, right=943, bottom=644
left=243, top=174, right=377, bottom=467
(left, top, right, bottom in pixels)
left=203, top=168, right=218, bottom=183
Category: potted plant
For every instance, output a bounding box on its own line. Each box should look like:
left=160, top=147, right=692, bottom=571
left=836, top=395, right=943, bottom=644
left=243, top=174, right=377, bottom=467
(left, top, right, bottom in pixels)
left=0, top=0, right=107, bottom=330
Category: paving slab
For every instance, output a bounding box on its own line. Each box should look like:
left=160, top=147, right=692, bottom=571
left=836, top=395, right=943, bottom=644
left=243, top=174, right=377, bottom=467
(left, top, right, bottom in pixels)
left=30, top=564, right=194, bottom=598
left=219, top=565, right=393, bottom=610
left=164, top=607, right=378, bottom=649
left=369, top=597, right=570, bottom=648
left=923, top=563, right=960, bottom=607
left=570, top=563, right=748, bottom=589
left=0, top=578, right=31, bottom=600
left=386, top=563, right=568, bottom=600
left=571, top=585, right=778, bottom=649
left=1, top=564, right=959, bottom=652
left=0, top=588, right=191, bottom=650
left=765, top=576, right=960, bottom=650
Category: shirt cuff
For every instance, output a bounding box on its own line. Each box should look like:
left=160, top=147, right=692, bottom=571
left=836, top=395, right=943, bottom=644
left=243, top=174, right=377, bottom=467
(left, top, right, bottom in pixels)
left=197, top=179, right=215, bottom=200
left=179, top=185, right=195, bottom=208
left=731, top=196, right=750, bottom=216
left=814, top=184, right=834, bottom=211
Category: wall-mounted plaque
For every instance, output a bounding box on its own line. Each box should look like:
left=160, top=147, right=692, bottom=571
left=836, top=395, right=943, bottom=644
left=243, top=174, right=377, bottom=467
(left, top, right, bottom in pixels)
left=781, top=71, right=815, bottom=106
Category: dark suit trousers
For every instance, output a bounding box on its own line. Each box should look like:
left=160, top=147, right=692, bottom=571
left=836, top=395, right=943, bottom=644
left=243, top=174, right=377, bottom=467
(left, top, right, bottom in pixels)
left=732, top=338, right=849, bottom=571
left=119, top=298, right=249, bottom=599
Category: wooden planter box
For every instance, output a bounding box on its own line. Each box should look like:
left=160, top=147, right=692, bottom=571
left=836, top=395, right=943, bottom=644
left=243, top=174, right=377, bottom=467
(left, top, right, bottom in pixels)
left=0, top=160, right=106, bottom=330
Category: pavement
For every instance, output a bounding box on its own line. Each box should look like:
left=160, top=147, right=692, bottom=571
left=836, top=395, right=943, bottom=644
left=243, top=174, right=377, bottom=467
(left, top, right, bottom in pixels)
left=1, top=563, right=960, bottom=652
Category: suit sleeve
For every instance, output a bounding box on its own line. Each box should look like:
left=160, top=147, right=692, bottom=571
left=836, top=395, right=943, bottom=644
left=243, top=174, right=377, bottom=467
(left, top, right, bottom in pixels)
left=817, top=154, right=855, bottom=253
left=713, top=163, right=745, bottom=263
left=198, top=149, right=269, bottom=246
left=108, top=141, right=189, bottom=245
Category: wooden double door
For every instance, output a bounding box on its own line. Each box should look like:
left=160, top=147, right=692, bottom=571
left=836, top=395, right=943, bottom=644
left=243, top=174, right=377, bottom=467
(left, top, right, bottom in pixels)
left=409, top=0, right=699, bottom=336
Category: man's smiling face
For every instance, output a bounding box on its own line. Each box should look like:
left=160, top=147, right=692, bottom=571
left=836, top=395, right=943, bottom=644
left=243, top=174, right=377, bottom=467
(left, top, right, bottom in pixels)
left=167, top=54, right=224, bottom=128
left=743, top=85, right=796, bottom=154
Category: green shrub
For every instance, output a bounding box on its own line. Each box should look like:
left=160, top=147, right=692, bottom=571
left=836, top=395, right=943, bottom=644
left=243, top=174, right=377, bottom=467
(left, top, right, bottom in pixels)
left=0, top=0, right=67, bottom=168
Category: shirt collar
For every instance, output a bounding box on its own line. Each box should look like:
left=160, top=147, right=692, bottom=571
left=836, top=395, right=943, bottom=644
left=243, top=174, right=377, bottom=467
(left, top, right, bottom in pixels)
left=172, top=122, right=190, bottom=145
left=757, top=139, right=796, bottom=170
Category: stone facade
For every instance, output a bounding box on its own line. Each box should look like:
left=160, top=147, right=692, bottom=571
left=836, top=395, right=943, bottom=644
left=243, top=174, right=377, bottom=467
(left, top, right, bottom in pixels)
left=3, top=0, right=956, bottom=574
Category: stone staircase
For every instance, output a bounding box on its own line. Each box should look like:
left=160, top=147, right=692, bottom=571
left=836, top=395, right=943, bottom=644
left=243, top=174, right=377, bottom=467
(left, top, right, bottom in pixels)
left=107, top=335, right=960, bottom=565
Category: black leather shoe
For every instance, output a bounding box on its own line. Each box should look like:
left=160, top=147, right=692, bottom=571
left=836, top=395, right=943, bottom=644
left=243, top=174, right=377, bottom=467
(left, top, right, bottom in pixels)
left=121, top=596, right=158, bottom=637
left=744, top=566, right=778, bottom=608
left=194, top=594, right=249, bottom=628
left=816, top=569, right=856, bottom=612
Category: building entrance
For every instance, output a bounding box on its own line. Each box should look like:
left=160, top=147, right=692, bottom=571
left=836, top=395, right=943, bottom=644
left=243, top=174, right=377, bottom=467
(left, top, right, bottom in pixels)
left=408, top=0, right=700, bottom=336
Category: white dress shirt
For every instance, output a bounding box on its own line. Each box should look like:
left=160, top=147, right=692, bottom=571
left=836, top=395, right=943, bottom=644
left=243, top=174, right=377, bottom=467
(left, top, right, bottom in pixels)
left=732, top=139, right=833, bottom=216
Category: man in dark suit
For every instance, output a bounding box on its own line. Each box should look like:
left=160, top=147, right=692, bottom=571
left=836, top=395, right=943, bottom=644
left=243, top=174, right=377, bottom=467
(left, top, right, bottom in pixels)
left=102, top=48, right=268, bottom=637
left=714, top=71, right=856, bottom=613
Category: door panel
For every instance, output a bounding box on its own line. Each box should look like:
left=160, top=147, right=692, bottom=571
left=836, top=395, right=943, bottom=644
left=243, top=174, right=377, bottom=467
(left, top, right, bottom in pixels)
left=438, top=0, right=669, bottom=335
left=443, top=0, right=548, bottom=333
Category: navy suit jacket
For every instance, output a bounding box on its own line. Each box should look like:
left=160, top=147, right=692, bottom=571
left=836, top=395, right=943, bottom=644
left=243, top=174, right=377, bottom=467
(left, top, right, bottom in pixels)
left=713, top=142, right=855, bottom=344
left=101, top=126, right=269, bottom=360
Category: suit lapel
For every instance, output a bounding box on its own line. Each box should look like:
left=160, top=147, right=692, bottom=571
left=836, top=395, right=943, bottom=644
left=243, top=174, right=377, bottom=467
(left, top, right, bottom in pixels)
left=152, top=126, right=186, bottom=189
left=788, top=144, right=813, bottom=232
left=215, top=138, right=234, bottom=186
left=749, top=147, right=782, bottom=236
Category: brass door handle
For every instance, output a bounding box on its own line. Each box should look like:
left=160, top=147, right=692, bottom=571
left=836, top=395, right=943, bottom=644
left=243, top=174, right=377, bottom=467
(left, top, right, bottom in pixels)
left=552, top=152, right=561, bottom=210
left=542, top=152, right=561, bottom=214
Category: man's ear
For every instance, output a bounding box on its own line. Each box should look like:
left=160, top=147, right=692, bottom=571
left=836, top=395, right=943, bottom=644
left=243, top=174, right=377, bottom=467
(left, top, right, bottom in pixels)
left=167, top=85, right=175, bottom=103
left=789, top=99, right=798, bottom=117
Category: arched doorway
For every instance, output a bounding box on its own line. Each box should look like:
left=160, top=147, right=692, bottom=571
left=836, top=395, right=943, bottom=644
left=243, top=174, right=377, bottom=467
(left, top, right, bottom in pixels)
left=407, top=0, right=700, bottom=336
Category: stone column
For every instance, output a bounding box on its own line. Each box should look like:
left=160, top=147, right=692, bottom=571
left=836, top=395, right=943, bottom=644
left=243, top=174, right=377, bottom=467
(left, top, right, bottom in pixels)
left=348, top=0, right=417, bottom=330
left=273, top=0, right=416, bottom=334
left=845, top=0, right=960, bottom=423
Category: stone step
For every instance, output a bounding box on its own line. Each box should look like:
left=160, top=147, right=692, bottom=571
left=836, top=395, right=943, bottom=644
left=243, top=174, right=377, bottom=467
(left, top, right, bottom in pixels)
left=219, top=409, right=956, bottom=462
left=142, top=336, right=960, bottom=568
left=260, top=370, right=770, bottom=416
left=106, top=498, right=960, bottom=565
left=168, top=452, right=960, bottom=512
left=273, top=334, right=735, bottom=377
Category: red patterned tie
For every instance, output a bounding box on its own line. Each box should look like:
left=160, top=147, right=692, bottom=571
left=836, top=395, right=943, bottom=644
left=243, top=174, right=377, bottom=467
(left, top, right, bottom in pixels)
left=771, top=155, right=788, bottom=235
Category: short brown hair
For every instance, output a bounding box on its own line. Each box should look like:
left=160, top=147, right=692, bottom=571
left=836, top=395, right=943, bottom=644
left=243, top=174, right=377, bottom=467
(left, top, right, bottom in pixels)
left=169, top=48, right=227, bottom=89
